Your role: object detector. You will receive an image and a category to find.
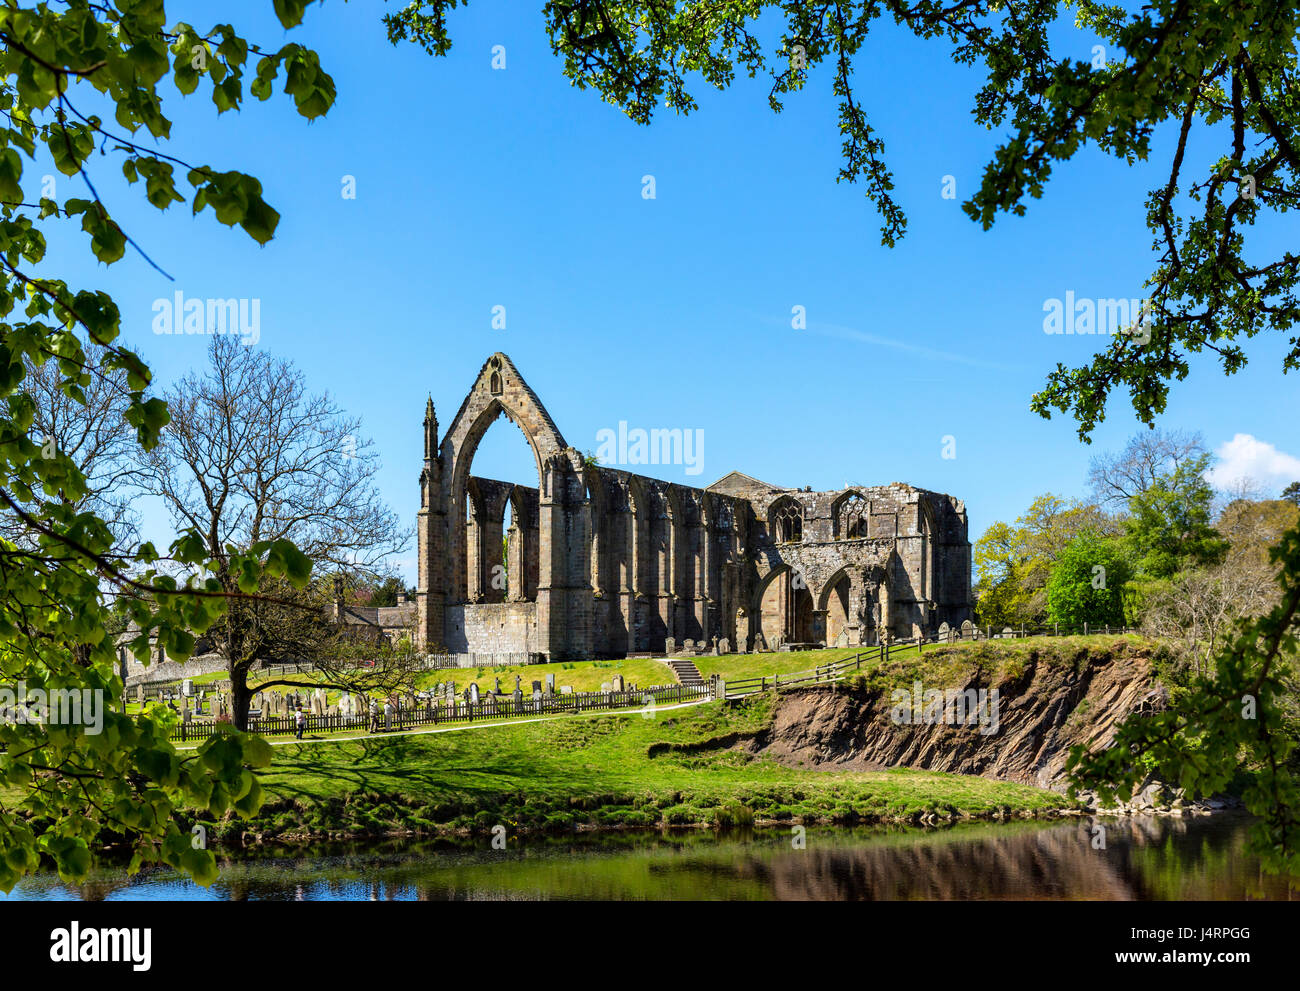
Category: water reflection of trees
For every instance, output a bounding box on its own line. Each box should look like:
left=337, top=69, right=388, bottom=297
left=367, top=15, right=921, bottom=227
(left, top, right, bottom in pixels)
left=16, top=816, right=1300, bottom=901
left=732, top=817, right=1299, bottom=901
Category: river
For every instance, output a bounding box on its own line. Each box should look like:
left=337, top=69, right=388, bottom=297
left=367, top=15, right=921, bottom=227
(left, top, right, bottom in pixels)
left=4, top=814, right=1297, bottom=900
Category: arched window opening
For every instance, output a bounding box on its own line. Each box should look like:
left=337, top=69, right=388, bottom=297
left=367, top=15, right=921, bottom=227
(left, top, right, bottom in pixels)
left=837, top=493, right=868, bottom=539
left=770, top=497, right=804, bottom=544
left=460, top=411, right=538, bottom=604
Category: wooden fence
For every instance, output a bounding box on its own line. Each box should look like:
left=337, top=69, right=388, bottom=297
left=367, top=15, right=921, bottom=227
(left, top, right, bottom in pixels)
left=169, top=681, right=712, bottom=743
left=723, top=623, right=1138, bottom=698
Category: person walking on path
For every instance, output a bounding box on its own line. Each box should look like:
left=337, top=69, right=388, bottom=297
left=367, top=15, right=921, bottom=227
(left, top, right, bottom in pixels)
left=294, top=706, right=306, bottom=740
left=369, top=698, right=380, bottom=733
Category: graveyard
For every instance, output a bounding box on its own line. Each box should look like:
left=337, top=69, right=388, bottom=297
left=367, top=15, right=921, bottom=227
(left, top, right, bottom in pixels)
left=123, top=646, right=878, bottom=739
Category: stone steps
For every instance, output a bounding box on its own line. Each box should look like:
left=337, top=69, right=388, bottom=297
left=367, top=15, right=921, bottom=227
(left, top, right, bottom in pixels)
left=666, top=658, right=706, bottom=688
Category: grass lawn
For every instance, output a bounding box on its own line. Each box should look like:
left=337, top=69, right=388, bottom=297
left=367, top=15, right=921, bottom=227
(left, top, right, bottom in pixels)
left=412, top=656, right=676, bottom=694
left=696, top=646, right=889, bottom=682
left=219, top=692, right=1068, bottom=841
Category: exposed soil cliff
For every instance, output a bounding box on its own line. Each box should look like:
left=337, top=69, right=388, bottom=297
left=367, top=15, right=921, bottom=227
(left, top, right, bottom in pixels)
left=749, top=637, right=1163, bottom=792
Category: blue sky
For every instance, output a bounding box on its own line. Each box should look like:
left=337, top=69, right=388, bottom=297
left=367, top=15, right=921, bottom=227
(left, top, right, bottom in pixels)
left=36, top=1, right=1300, bottom=582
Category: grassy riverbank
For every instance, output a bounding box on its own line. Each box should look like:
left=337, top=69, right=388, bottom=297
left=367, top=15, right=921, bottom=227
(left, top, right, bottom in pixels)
left=202, top=691, right=1072, bottom=843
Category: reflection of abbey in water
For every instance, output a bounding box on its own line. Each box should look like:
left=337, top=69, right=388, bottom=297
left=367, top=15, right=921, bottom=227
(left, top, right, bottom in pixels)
left=416, top=353, right=973, bottom=663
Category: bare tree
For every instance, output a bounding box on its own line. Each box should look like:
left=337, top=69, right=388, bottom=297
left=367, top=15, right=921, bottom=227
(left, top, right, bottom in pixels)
left=146, top=337, right=412, bottom=727
left=3, top=342, right=145, bottom=547
left=1141, top=565, right=1276, bottom=677
left=1142, top=498, right=1300, bottom=675
left=1212, top=475, right=1267, bottom=518
left=1088, top=429, right=1208, bottom=508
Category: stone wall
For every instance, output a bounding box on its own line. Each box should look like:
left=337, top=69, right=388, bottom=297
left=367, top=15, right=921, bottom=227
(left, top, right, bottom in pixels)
left=120, top=650, right=229, bottom=687
left=444, top=601, right=538, bottom=655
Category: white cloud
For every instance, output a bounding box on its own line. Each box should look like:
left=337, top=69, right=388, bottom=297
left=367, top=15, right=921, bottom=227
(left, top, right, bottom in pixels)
left=1207, top=433, right=1300, bottom=493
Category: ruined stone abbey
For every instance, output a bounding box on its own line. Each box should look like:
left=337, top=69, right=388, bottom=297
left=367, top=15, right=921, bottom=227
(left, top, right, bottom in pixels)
left=416, top=354, right=973, bottom=662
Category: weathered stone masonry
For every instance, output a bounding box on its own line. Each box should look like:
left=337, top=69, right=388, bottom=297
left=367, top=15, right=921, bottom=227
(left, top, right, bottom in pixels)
left=416, top=353, right=973, bottom=662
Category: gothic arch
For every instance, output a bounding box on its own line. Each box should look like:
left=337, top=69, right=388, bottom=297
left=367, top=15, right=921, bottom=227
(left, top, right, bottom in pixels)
left=768, top=494, right=805, bottom=544
left=815, top=564, right=853, bottom=612
left=755, top=563, right=815, bottom=647
left=440, top=354, right=569, bottom=605
left=463, top=476, right=486, bottom=601
left=505, top=483, right=538, bottom=602
left=918, top=499, right=938, bottom=605
left=626, top=474, right=648, bottom=596
left=584, top=466, right=609, bottom=595
left=832, top=490, right=869, bottom=539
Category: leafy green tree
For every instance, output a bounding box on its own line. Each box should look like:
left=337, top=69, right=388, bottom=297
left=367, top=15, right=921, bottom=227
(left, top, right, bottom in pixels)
left=367, top=576, right=408, bottom=608
left=1123, top=454, right=1228, bottom=579
left=974, top=494, right=1120, bottom=626
left=0, top=1, right=332, bottom=890
left=1045, top=535, right=1131, bottom=628
left=1281, top=482, right=1300, bottom=508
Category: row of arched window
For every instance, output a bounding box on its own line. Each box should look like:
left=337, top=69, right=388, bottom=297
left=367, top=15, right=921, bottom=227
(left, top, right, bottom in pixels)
left=769, top=493, right=871, bottom=543
left=767, top=493, right=933, bottom=544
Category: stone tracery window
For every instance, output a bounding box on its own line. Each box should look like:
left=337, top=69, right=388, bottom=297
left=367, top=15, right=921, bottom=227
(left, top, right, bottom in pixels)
left=837, top=493, right=868, bottom=539
left=770, top=496, right=804, bottom=544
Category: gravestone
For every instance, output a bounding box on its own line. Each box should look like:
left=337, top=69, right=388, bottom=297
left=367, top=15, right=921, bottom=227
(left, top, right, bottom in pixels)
left=560, top=685, right=573, bottom=695
left=531, top=680, right=542, bottom=695
left=664, top=637, right=676, bottom=655
left=494, top=677, right=502, bottom=695
left=182, top=679, right=194, bottom=697
left=1002, top=627, right=1013, bottom=639
left=718, top=638, right=730, bottom=655
left=960, top=620, right=974, bottom=639
left=683, top=639, right=696, bottom=653
left=611, top=674, right=624, bottom=692
left=469, top=683, right=480, bottom=704
left=545, top=673, right=555, bottom=694
left=136, top=685, right=144, bottom=704
left=514, top=675, right=522, bottom=693
left=600, top=682, right=611, bottom=693
left=938, top=622, right=950, bottom=643
left=512, top=687, right=523, bottom=708
left=710, top=636, right=719, bottom=656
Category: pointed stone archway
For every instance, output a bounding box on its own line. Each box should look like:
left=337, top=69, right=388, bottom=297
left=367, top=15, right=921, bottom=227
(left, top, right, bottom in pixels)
left=417, top=354, right=590, bottom=660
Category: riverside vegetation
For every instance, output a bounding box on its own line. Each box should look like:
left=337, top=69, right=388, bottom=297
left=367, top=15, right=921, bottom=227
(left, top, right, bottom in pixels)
left=167, top=636, right=1172, bottom=845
